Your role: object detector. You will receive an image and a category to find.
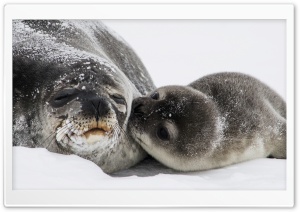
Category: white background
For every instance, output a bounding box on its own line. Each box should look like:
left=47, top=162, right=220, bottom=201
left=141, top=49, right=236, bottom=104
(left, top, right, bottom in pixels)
left=1, top=1, right=297, bottom=212
left=103, top=19, right=286, bottom=99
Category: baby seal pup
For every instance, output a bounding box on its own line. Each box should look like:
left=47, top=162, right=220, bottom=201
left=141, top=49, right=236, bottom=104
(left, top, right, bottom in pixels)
left=128, top=72, right=286, bottom=172
left=13, top=20, right=155, bottom=173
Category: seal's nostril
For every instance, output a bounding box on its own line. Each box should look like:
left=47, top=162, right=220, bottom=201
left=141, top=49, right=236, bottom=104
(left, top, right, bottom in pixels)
left=133, top=103, right=145, bottom=115
left=89, top=97, right=110, bottom=121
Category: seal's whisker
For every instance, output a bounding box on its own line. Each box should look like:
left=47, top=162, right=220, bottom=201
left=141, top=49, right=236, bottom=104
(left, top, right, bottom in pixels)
left=45, top=136, right=57, bottom=149
left=107, top=123, right=117, bottom=137
left=40, top=129, right=63, bottom=150
left=117, top=124, right=132, bottom=141
left=109, top=122, right=130, bottom=143
left=113, top=124, right=121, bottom=141
left=56, top=126, right=71, bottom=139
left=111, top=129, right=118, bottom=143
left=56, top=125, right=70, bottom=133
left=107, top=123, right=118, bottom=141
left=37, top=131, right=56, bottom=147
left=57, top=124, right=73, bottom=133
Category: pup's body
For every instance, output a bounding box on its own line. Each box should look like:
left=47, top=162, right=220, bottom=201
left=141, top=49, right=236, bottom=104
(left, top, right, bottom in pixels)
left=129, top=72, right=286, bottom=171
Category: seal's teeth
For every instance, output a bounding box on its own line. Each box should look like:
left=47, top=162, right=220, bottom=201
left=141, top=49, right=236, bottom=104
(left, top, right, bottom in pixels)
left=66, top=119, right=70, bottom=124
left=67, top=123, right=72, bottom=128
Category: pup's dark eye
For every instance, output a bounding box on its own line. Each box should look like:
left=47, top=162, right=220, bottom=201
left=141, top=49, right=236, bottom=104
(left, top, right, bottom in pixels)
left=111, top=94, right=126, bottom=105
left=157, top=126, right=170, bottom=141
left=150, top=91, right=159, bottom=100
left=51, top=88, right=79, bottom=108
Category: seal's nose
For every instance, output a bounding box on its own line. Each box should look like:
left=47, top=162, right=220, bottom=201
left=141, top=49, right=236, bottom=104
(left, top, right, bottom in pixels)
left=132, top=98, right=146, bottom=116
left=89, top=97, right=110, bottom=121
left=133, top=103, right=144, bottom=115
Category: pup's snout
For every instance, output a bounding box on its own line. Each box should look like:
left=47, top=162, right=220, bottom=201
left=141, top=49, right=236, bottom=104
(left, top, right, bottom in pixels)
left=133, top=104, right=145, bottom=115
left=132, top=98, right=146, bottom=116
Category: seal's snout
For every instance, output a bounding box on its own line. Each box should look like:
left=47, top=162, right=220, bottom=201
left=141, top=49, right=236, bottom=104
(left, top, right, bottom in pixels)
left=132, top=96, right=157, bottom=117
left=133, top=99, right=145, bottom=116
left=90, top=97, right=110, bottom=121
left=82, top=96, right=110, bottom=121
left=54, top=92, right=119, bottom=147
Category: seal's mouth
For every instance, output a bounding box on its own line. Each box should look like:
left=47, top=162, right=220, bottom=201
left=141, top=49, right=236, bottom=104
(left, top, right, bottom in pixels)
left=56, top=119, right=114, bottom=147
left=84, top=128, right=107, bottom=144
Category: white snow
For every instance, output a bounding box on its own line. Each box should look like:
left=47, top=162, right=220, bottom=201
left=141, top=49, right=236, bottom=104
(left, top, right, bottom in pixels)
left=13, top=147, right=285, bottom=190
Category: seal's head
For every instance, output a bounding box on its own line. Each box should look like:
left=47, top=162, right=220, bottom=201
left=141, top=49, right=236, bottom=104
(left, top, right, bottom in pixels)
left=45, top=58, right=136, bottom=153
left=128, top=86, right=223, bottom=171
left=13, top=20, right=154, bottom=173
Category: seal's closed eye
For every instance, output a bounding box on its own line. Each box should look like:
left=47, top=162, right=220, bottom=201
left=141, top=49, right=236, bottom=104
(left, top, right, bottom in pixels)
left=52, top=88, right=79, bottom=107
left=111, top=94, right=126, bottom=105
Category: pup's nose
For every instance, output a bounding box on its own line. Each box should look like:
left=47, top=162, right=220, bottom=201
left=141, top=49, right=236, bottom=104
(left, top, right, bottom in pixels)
left=132, top=98, right=146, bottom=116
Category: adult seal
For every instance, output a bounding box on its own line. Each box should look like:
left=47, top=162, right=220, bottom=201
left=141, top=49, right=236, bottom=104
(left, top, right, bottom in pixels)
left=129, top=72, right=286, bottom=172
left=13, top=20, right=155, bottom=173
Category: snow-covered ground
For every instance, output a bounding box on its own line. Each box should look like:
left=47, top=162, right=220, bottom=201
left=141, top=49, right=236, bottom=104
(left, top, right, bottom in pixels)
left=13, top=147, right=286, bottom=190
left=12, top=20, right=286, bottom=190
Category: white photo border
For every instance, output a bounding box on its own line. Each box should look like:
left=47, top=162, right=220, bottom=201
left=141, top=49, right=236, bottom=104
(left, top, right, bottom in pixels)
left=4, top=4, right=294, bottom=207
